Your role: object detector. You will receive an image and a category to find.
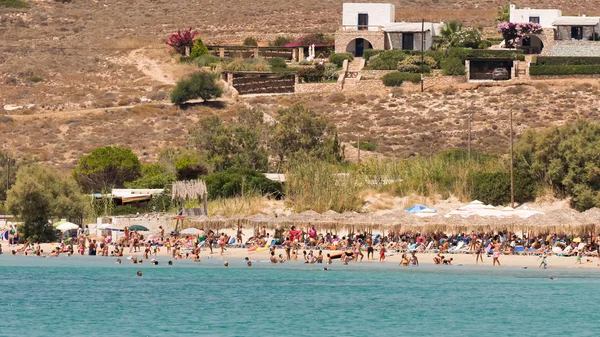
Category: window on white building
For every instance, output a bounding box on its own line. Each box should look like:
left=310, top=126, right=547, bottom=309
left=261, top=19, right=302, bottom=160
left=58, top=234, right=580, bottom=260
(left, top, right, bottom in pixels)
left=529, top=17, right=540, bottom=24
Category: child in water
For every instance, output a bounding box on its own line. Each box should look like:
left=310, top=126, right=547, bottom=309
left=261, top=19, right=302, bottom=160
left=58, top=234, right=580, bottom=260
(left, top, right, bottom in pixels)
left=538, top=252, right=548, bottom=269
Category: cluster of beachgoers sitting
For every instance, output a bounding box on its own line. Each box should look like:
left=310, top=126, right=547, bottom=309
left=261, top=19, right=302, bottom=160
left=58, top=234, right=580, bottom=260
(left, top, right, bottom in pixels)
left=4, top=224, right=599, bottom=268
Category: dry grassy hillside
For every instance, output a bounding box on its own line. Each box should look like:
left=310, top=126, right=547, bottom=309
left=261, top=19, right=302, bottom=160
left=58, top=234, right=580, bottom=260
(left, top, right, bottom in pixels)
left=2, top=80, right=599, bottom=171
left=1, top=0, right=600, bottom=170
left=1, top=0, right=600, bottom=108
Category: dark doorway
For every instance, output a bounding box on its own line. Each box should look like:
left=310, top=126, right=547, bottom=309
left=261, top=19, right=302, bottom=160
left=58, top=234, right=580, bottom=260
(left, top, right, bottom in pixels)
left=358, top=14, right=368, bottom=31
left=355, top=38, right=365, bottom=57
left=468, top=58, right=514, bottom=80
left=402, top=33, right=414, bottom=50
left=571, top=26, right=583, bottom=40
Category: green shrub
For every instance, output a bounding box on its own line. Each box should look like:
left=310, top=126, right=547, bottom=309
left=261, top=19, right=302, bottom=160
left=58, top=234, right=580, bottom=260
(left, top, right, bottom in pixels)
left=530, top=64, right=600, bottom=76
left=194, top=54, right=220, bottom=68
left=0, top=0, right=30, bottom=8
left=269, top=36, right=292, bottom=46
left=28, top=76, right=43, bottom=83
left=368, top=50, right=444, bottom=70
left=478, top=40, right=492, bottom=49
left=171, top=72, right=222, bottom=105
left=468, top=171, right=536, bottom=205
left=369, top=50, right=409, bottom=70
left=268, top=57, right=287, bottom=69
left=298, top=64, right=325, bottom=82
left=203, top=168, right=283, bottom=199
left=397, top=56, right=436, bottom=73
left=125, top=164, right=176, bottom=189
left=441, top=56, right=466, bottom=76
left=535, top=57, right=600, bottom=66
left=243, top=37, right=258, bottom=46
left=324, top=63, right=339, bottom=80
left=328, top=52, right=353, bottom=67
left=363, top=49, right=382, bottom=61
left=353, top=141, right=378, bottom=151
left=190, top=38, right=209, bottom=58
left=448, top=48, right=525, bottom=61
left=382, top=72, right=421, bottom=86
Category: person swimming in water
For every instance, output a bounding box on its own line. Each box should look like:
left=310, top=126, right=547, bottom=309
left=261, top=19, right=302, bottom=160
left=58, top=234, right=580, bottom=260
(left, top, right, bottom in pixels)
left=400, top=253, right=409, bottom=266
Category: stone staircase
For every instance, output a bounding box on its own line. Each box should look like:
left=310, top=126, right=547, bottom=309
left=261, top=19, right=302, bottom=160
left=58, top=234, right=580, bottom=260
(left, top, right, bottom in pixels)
left=343, top=57, right=364, bottom=90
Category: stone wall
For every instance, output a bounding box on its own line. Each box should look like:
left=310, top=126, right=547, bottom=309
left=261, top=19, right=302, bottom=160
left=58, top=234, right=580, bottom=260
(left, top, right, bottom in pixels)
left=360, top=70, right=395, bottom=79
left=295, top=82, right=341, bottom=94
left=424, top=76, right=466, bottom=86
left=531, top=74, right=600, bottom=80
left=335, top=30, right=386, bottom=54
left=357, top=79, right=387, bottom=91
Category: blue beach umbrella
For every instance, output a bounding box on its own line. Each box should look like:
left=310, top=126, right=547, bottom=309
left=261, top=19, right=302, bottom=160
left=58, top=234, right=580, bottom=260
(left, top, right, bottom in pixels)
left=406, top=205, right=436, bottom=213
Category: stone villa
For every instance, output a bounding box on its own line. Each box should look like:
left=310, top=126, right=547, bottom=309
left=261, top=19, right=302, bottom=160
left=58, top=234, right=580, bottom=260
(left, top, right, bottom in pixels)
left=509, top=4, right=600, bottom=56
left=335, top=3, right=443, bottom=57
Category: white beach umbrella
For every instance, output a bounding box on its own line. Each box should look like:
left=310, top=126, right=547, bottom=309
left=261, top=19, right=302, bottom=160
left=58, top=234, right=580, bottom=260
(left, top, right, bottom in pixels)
left=56, top=222, right=79, bottom=232
left=180, top=228, right=200, bottom=235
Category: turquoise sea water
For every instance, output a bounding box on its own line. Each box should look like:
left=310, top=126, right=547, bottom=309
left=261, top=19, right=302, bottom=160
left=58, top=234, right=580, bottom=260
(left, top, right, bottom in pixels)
left=1, top=255, right=600, bottom=337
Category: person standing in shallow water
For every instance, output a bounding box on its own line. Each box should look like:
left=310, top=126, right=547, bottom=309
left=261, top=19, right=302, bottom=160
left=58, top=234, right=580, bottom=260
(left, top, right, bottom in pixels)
left=379, top=246, right=386, bottom=262
left=493, top=241, right=501, bottom=266
left=475, top=241, right=484, bottom=265
left=365, top=235, right=374, bottom=260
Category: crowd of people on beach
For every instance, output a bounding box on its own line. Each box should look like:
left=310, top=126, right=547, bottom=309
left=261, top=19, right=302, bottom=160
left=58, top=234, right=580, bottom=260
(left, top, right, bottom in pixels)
left=3, top=222, right=600, bottom=269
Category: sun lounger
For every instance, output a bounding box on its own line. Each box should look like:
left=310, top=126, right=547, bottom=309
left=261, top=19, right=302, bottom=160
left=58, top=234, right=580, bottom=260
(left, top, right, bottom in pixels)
left=448, top=241, right=464, bottom=253
left=513, top=246, right=525, bottom=255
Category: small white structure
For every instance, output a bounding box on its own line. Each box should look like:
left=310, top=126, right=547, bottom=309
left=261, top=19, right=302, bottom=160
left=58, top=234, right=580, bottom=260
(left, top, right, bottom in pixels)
left=111, top=189, right=164, bottom=204
left=341, top=3, right=395, bottom=31
left=509, top=4, right=561, bottom=29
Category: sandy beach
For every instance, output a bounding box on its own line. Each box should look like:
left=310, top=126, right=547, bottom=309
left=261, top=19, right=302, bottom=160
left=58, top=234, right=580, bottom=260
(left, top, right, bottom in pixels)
left=4, top=242, right=599, bottom=270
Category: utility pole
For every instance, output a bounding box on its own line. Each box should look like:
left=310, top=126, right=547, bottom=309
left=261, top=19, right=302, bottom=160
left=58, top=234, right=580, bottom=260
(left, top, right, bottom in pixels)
left=420, top=18, right=425, bottom=92
left=468, top=112, right=472, bottom=161
left=509, top=109, right=515, bottom=208
left=357, top=134, right=361, bottom=163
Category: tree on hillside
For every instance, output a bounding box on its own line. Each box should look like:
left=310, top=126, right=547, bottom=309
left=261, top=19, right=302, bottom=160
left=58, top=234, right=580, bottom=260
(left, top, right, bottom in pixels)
left=125, top=164, right=176, bottom=189
left=439, top=21, right=464, bottom=48
left=189, top=107, right=269, bottom=172
left=73, top=146, right=142, bottom=192
left=171, top=72, right=223, bottom=105
left=269, top=104, right=342, bottom=169
left=190, top=38, right=209, bottom=58
left=516, top=121, right=600, bottom=211
left=7, top=165, right=88, bottom=243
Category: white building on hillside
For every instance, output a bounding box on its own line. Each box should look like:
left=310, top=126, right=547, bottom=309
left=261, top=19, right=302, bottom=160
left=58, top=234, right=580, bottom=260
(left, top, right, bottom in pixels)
left=508, top=4, right=600, bottom=55
left=509, top=4, right=561, bottom=29
left=336, top=3, right=443, bottom=57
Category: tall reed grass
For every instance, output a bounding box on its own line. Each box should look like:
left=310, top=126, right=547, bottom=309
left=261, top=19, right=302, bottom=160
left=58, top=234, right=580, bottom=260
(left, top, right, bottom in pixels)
left=285, top=160, right=366, bottom=213
left=361, top=150, right=506, bottom=200
left=207, top=192, right=265, bottom=217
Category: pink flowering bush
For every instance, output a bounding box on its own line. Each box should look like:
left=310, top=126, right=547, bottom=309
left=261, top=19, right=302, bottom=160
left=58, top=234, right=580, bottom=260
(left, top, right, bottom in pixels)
left=166, top=28, right=199, bottom=55
left=498, top=22, right=542, bottom=48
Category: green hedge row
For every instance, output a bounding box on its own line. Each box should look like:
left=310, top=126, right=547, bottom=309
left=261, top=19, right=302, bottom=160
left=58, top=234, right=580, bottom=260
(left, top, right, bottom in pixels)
left=448, top=48, right=525, bottom=61
left=535, top=56, right=600, bottom=66
left=530, top=64, right=600, bottom=76
left=382, top=72, right=421, bottom=86
left=364, top=49, right=445, bottom=62
left=365, top=48, right=524, bottom=70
